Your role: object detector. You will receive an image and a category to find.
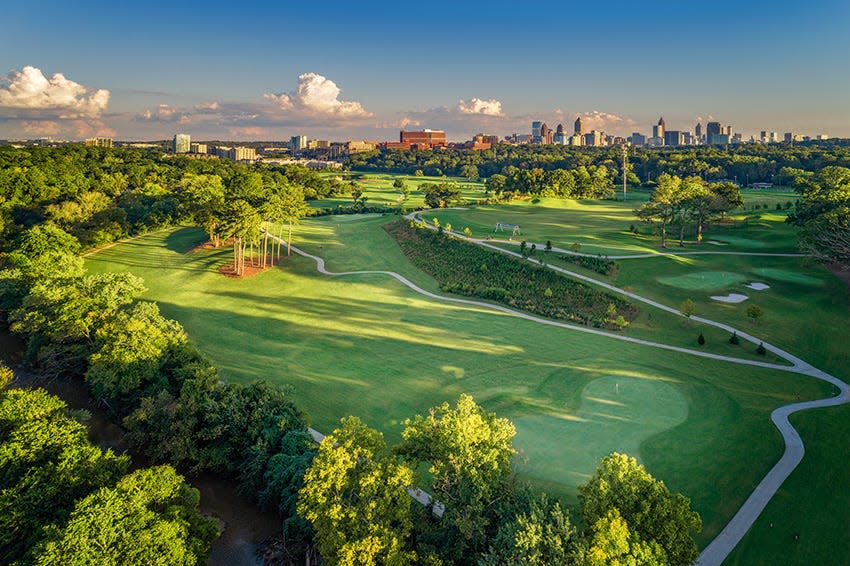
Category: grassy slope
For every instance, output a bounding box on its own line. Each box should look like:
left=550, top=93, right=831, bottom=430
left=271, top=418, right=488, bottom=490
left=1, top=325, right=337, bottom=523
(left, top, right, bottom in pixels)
left=411, top=194, right=849, bottom=563
left=85, top=217, right=832, bottom=549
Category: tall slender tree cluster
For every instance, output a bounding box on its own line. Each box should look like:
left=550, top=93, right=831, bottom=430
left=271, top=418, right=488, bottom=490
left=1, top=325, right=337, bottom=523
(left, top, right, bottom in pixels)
left=636, top=173, right=742, bottom=247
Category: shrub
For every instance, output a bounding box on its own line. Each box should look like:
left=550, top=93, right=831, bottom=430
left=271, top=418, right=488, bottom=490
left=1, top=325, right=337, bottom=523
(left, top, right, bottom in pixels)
left=561, top=254, right=617, bottom=276
left=747, top=304, right=764, bottom=323
left=697, top=332, right=705, bottom=345
left=729, top=332, right=740, bottom=345
left=756, top=342, right=767, bottom=355
left=680, top=298, right=696, bottom=319
left=385, top=221, right=638, bottom=329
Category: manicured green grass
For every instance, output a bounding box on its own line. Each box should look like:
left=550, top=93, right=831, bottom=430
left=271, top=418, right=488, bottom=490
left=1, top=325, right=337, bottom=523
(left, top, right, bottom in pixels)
left=725, top=404, right=850, bottom=566
left=310, top=173, right=486, bottom=209
left=420, top=193, right=800, bottom=255
left=84, top=219, right=834, bottom=549
left=613, top=254, right=850, bottom=381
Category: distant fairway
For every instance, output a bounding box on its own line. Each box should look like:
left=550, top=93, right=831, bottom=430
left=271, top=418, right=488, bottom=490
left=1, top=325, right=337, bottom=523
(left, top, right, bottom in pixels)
left=84, top=218, right=836, bottom=548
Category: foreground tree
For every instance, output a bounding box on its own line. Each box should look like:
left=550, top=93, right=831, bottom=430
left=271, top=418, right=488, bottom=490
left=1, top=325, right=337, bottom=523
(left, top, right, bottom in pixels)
left=578, top=453, right=701, bottom=566
left=298, top=417, right=418, bottom=565
left=398, top=394, right=516, bottom=559
left=479, top=492, right=575, bottom=566
left=29, top=466, right=219, bottom=566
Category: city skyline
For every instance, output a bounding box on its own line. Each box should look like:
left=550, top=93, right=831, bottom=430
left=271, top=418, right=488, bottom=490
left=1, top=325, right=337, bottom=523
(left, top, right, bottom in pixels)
left=1, top=0, right=848, bottom=141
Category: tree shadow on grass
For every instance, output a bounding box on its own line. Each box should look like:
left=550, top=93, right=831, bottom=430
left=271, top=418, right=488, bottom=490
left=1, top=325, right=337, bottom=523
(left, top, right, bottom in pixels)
left=164, top=226, right=207, bottom=252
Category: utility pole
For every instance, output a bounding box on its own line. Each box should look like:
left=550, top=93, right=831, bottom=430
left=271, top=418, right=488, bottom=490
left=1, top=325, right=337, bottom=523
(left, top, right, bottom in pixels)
left=621, top=143, right=629, bottom=201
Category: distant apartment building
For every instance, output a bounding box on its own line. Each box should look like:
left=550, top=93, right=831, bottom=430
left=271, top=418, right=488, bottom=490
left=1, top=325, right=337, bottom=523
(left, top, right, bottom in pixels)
left=629, top=132, right=646, bottom=146
left=290, top=135, right=307, bottom=153
left=210, top=146, right=257, bottom=161
left=173, top=134, right=191, bottom=153
left=664, top=131, right=683, bottom=146
left=85, top=137, right=113, bottom=148
left=190, top=143, right=207, bottom=154
left=400, top=129, right=447, bottom=149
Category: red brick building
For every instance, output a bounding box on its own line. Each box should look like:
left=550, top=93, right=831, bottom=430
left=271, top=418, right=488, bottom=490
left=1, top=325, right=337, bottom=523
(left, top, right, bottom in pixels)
left=400, top=129, right=447, bottom=149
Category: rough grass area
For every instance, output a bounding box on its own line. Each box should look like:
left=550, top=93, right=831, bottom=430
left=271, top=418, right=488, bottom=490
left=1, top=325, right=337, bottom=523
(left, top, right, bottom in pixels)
left=384, top=220, right=638, bottom=328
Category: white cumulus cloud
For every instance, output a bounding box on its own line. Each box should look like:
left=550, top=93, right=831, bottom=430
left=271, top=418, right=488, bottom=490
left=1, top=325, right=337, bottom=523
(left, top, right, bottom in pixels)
left=264, top=72, right=372, bottom=118
left=0, top=66, right=109, bottom=117
left=457, top=97, right=504, bottom=116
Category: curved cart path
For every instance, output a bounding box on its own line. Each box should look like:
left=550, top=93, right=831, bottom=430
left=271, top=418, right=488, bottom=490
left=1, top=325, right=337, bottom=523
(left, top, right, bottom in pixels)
left=271, top=226, right=848, bottom=566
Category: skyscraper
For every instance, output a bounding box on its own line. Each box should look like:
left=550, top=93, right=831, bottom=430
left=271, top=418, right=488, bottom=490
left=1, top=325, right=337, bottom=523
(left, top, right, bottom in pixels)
left=695, top=123, right=703, bottom=142
left=532, top=121, right=543, bottom=144
left=574, top=116, right=584, bottom=135
left=706, top=122, right=723, bottom=144
left=540, top=123, right=551, bottom=144
left=290, top=135, right=307, bottom=153
left=173, top=133, right=190, bottom=154
left=652, top=116, right=665, bottom=141
left=554, top=124, right=567, bottom=144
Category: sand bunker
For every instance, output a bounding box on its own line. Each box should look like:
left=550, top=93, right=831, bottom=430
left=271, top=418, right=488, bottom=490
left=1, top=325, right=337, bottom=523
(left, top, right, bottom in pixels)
left=746, top=282, right=770, bottom=291
left=710, top=293, right=749, bottom=303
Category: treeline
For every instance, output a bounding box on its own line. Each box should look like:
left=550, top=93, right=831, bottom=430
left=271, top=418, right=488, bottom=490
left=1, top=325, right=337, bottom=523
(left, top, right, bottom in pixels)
left=485, top=166, right=615, bottom=199
left=786, top=165, right=850, bottom=268
left=636, top=174, right=744, bottom=247
left=0, top=364, right=219, bottom=565
left=300, top=395, right=702, bottom=565
left=385, top=220, right=638, bottom=328
left=0, top=145, right=344, bottom=251
left=348, top=141, right=850, bottom=184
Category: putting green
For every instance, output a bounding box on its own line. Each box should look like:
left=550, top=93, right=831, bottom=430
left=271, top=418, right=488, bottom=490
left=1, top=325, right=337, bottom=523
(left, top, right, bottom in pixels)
left=513, top=375, right=688, bottom=490
left=751, top=267, right=824, bottom=286
left=657, top=271, right=748, bottom=290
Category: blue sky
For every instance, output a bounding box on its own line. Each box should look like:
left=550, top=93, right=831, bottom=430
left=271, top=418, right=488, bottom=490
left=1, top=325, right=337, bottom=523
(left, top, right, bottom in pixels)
left=1, top=0, right=848, bottom=140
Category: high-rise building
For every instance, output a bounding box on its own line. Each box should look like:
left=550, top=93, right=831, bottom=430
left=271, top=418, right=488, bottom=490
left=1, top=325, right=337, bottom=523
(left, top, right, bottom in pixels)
left=532, top=121, right=543, bottom=143
left=695, top=123, right=703, bottom=142
left=664, top=131, right=684, bottom=147
left=85, top=137, right=113, bottom=148
left=190, top=143, right=207, bottom=154
left=539, top=123, right=551, bottom=144
left=583, top=130, right=603, bottom=147
left=173, top=133, right=191, bottom=154
left=290, top=135, right=307, bottom=153
left=553, top=124, right=568, bottom=145
left=629, top=132, right=646, bottom=146
left=574, top=116, right=584, bottom=135
left=652, top=116, right=666, bottom=141
left=706, top=122, right=723, bottom=144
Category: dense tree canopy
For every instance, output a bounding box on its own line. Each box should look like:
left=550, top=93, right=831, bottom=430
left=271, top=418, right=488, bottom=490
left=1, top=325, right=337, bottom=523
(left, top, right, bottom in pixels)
left=788, top=165, right=850, bottom=267
left=579, top=453, right=702, bottom=566
left=29, top=466, right=219, bottom=566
